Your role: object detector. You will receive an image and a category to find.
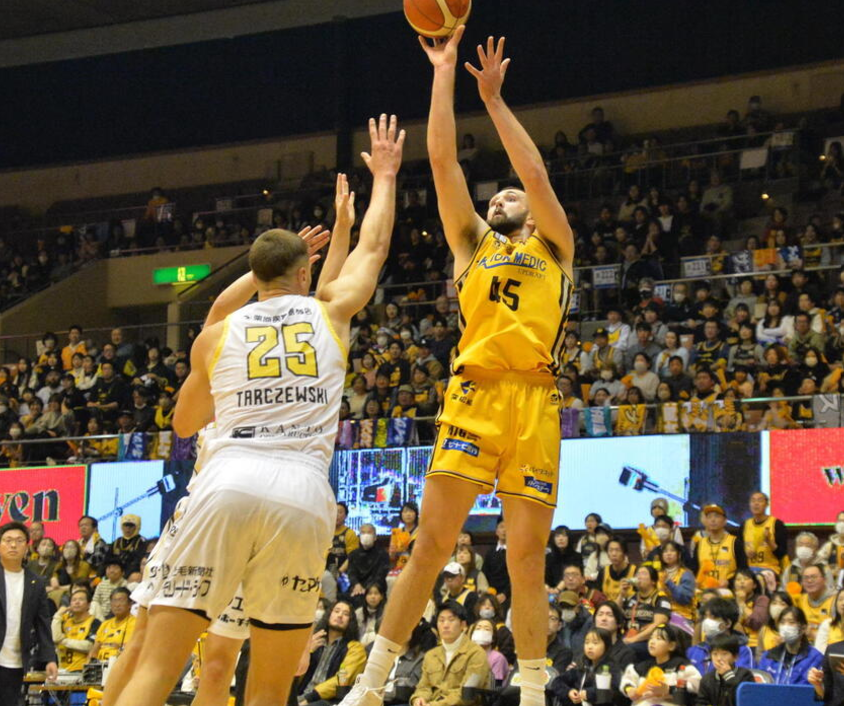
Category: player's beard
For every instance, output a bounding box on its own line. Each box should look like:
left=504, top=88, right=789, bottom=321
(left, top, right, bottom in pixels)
left=487, top=210, right=528, bottom=236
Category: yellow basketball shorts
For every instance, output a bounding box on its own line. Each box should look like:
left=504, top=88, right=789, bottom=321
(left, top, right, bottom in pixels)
left=427, top=366, right=562, bottom=508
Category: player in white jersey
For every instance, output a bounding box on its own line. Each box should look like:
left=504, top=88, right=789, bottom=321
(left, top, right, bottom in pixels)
left=114, top=114, right=405, bottom=706
left=102, top=182, right=355, bottom=706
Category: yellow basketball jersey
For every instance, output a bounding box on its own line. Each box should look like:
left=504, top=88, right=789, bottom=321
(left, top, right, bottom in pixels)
left=58, top=614, right=98, bottom=671
left=453, top=231, right=573, bottom=375
left=743, top=517, right=781, bottom=573
left=95, top=615, right=136, bottom=661
left=697, top=534, right=738, bottom=585
left=795, top=593, right=835, bottom=630
left=601, top=563, right=637, bottom=602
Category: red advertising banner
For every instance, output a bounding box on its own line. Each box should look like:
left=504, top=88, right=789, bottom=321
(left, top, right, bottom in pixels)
left=0, top=465, right=87, bottom=543
left=769, top=428, right=844, bottom=524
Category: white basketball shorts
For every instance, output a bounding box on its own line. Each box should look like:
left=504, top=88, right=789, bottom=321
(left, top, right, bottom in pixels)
left=131, top=495, right=250, bottom=640
left=149, top=447, right=335, bottom=626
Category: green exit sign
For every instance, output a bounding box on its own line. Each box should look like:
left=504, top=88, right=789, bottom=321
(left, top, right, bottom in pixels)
left=153, top=264, right=212, bottom=285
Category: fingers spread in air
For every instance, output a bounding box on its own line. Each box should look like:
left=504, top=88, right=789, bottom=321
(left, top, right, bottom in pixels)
left=495, top=36, right=506, bottom=62
left=476, top=43, right=487, bottom=66
left=368, top=118, right=377, bottom=143
left=388, top=114, right=397, bottom=142
left=379, top=113, right=388, bottom=140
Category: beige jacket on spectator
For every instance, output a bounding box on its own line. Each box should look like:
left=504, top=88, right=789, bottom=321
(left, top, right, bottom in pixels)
left=412, top=634, right=491, bottom=706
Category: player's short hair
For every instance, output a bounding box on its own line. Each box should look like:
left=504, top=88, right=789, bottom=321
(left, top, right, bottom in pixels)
left=249, top=229, right=308, bottom=283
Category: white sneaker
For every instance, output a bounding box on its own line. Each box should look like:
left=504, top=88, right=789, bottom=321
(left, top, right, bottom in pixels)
left=337, top=676, right=389, bottom=706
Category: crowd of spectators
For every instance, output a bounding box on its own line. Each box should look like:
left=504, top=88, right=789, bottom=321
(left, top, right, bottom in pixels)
left=554, top=250, right=844, bottom=434
left=12, top=486, right=844, bottom=702
left=2, top=92, right=842, bottom=314
left=0, top=325, right=190, bottom=465
left=319, top=491, right=844, bottom=703
left=4, top=200, right=844, bottom=454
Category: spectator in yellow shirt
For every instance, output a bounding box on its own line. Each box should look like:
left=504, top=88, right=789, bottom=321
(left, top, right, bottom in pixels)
left=89, top=588, right=136, bottom=662
left=794, top=564, right=835, bottom=643
left=61, top=325, right=86, bottom=371
left=328, top=503, right=360, bottom=579
left=52, top=589, right=101, bottom=672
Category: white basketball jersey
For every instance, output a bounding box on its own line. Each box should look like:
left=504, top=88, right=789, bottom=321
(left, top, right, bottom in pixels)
left=208, top=295, right=346, bottom=469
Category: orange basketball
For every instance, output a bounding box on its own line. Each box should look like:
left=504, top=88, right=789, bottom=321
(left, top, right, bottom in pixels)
left=403, top=0, right=472, bottom=38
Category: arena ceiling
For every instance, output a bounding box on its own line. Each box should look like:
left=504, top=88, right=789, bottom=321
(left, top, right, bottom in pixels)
left=0, top=0, right=277, bottom=40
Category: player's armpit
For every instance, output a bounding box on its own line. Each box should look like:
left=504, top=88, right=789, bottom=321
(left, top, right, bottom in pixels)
left=430, top=160, right=488, bottom=268
left=484, top=97, right=574, bottom=268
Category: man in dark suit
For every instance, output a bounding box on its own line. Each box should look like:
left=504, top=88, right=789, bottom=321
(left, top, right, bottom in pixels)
left=0, top=522, right=58, bottom=706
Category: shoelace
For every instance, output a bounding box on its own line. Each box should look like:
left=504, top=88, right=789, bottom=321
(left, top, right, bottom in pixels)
left=346, top=678, right=392, bottom=701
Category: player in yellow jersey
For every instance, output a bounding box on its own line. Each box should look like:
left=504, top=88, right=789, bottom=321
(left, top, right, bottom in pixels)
left=343, top=28, right=574, bottom=706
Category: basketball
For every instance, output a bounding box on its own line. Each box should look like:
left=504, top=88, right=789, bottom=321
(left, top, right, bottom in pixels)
left=403, top=0, right=472, bottom=38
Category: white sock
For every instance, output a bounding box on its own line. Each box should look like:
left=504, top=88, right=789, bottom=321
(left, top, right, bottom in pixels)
left=359, top=635, right=402, bottom=688
left=517, top=658, right=546, bottom=706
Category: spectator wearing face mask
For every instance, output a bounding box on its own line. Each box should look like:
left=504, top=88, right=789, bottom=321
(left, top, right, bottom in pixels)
left=624, top=353, right=660, bottom=402
left=687, top=597, right=755, bottom=675
left=558, top=591, right=594, bottom=663
left=346, top=524, right=390, bottom=606
left=47, top=540, right=95, bottom=607
left=782, top=532, right=827, bottom=590
left=469, top=619, right=509, bottom=685
left=640, top=498, right=684, bottom=556
left=624, top=323, right=663, bottom=373
left=2, top=422, right=26, bottom=466
left=755, top=591, right=794, bottom=660
left=758, top=606, right=823, bottom=685
left=589, top=364, right=625, bottom=403
left=583, top=525, right=613, bottom=583
left=642, top=516, right=684, bottom=563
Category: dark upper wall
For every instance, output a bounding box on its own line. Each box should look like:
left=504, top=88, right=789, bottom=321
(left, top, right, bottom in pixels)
left=2, top=0, right=842, bottom=170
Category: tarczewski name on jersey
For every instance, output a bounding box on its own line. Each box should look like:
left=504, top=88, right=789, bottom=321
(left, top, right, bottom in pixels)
left=236, top=385, right=329, bottom=407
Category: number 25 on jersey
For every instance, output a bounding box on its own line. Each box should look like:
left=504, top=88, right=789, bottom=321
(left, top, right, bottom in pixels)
left=245, top=323, right=318, bottom=379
